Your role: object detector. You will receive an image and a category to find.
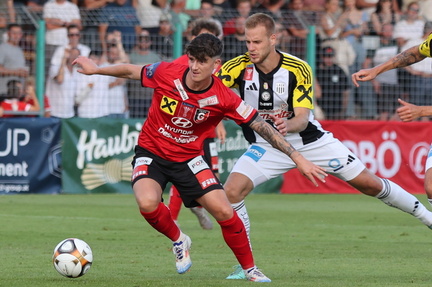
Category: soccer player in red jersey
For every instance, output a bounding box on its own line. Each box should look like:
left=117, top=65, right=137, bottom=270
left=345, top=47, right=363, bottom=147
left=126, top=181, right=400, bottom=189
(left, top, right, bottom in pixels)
left=73, top=33, right=327, bottom=282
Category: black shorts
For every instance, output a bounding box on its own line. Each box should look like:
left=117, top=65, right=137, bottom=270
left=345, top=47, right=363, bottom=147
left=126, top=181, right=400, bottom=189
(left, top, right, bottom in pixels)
left=131, top=145, right=223, bottom=207
left=203, top=137, right=219, bottom=173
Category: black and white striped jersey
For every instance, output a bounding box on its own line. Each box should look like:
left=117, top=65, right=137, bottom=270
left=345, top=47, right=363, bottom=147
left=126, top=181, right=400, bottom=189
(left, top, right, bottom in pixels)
left=217, top=51, right=325, bottom=148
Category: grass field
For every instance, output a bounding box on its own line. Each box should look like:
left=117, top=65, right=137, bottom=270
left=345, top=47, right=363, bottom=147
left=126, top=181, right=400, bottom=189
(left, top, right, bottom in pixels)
left=1, top=193, right=432, bottom=287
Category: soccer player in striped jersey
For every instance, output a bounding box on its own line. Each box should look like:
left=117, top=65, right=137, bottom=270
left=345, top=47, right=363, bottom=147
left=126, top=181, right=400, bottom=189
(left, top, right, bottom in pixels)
left=353, top=32, right=432, bottom=206
left=218, top=13, right=432, bottom=280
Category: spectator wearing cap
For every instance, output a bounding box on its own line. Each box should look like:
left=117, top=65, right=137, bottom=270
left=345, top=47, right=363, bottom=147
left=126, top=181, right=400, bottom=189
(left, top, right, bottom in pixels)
left=315, top=46, right=351, bottom=120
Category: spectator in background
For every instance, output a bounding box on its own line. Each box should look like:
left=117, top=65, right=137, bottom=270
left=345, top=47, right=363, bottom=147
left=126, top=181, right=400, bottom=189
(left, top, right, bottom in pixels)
left=341, top=0, right=375, bottom=119
left=105, top=43, right=129, bottom=118
left=136, top=0, right=168, bottom=34
left=199, top=0, right=224, bottom=36
left=51, top=25, right=91, bottom=69
left=0, top=24, right=28, bottom=96
left=223, top=0, right=252, bottom=36
left=369, top=0, right=400, bottom=36
left=128, top=29, right=162, bottom=118
left=23, top=76, right=51, bottom=117
left=0, top=0, right=16, bottom=42
left=371, top=23, right=399, bottom=120
left=0, top=79, right=40, bottom=117
left=283, top=0, right=309, bottom=59
left=393, top=2, right=425, bottom=48
left=98, top=0, right=140, bottom=53
left=43, top=0, right=81, bottom=77
left=129, top=29, right=162, bottom=65
left=275, top=20, right=291, bottom=52
left=316, top=46, right=350, bottom=120
left=27, top=0, right=55, bottom=12
left=46, top=47, right=80, bottom=118
left=152, top=13, right=174, bottom=60
left=319, top=0, right=355, bottom=75
left=254, top=0, right=286, bottom=21
left=170, top=0, right=191, bottom=33
left=222, top=16, right=246, bottom=60
left=75, top=50, right=110, bottom=118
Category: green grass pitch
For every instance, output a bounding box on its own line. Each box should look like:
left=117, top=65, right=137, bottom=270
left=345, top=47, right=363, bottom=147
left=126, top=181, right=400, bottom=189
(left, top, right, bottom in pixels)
left=1, top=193, right=431, bottom=287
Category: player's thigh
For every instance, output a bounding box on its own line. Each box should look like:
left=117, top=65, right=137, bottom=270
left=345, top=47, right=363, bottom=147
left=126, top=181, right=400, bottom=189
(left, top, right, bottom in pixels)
left=230, top=144, right=296, bottom=188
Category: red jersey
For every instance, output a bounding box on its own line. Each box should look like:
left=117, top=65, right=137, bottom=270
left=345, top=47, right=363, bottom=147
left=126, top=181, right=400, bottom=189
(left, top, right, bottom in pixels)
left=1, top=99, right=31, bottom=118
left=138, top=61, right=257, bottom=161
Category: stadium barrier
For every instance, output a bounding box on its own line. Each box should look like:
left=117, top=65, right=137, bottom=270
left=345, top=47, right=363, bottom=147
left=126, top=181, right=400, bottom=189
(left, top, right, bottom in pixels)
left=0, top=118, right=428, bottom=195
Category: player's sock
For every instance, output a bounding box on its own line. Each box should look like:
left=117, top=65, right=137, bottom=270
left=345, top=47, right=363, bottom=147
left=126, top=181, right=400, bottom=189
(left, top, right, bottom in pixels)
left=140, top=202, right=180, bottom=241
left=218, top=211, right=254, bottom=270
left=168, top=186, right=182, bottom=221
left=231, top=200, right=251, bottom=238
left=376, top=178, right=432, bottom=226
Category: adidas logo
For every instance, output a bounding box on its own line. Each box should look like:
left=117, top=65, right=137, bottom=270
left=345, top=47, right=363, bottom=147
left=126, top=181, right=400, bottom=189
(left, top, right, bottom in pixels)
left=246, top=83, right=258, bottom=91
left=347, top=155, right=355, bottom=165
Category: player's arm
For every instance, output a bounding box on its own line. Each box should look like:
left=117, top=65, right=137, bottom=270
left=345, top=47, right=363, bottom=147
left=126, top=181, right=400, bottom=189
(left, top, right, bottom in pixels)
left=248, top=115, right=327, bottom=186
left=73, top=56, right=142, bottom=80
left=352, top=45, right=426, bottom=87
left=397, top=98, right=432, bottom=121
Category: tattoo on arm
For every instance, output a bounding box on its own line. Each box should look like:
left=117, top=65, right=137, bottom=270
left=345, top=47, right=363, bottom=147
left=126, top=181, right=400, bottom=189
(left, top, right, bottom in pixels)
left=393, top=48, right=425, bottom=68
left=249, top=116, right=297, bottom=157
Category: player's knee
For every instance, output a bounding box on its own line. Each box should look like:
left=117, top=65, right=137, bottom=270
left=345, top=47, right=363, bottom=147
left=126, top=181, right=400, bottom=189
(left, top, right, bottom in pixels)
left=136, top=197, right=160, bottom=213
left=224, top=184, right=244, bottom=203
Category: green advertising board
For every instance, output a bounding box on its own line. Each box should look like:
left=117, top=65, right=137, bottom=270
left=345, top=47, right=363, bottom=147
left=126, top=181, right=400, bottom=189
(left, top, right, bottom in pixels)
left=61, top=118, right=281, bottom=194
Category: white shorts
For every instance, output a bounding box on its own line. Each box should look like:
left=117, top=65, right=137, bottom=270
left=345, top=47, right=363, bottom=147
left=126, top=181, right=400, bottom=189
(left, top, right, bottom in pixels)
left=426, top=143, right=432, bottom=172
left=231, top=133, right=366, bottom=187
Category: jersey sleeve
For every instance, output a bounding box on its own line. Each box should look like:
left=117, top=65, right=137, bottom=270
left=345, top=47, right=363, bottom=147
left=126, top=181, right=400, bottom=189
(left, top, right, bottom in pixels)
left=419, top=33, right=432, bottom=58
left=292, top=60, right=315, bottom=110
left=217, top=55, right=248, bottom=88
left=141, top=62, right=163, bottom=89
left=223, top=87, right=258, bottom=125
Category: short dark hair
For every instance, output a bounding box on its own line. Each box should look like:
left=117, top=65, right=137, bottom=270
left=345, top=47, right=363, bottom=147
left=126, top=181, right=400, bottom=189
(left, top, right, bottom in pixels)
left=7, top=23, right=21, bottom=31
left=190, top=18, right=221, bottom=37
left=185, top=33, right=223, bottom=62
left=6, top=80, right=22, bottom=98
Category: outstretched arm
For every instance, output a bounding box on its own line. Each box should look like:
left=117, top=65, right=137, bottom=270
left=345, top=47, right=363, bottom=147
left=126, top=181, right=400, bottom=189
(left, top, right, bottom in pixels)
left=72, top=56, right=142, bottom=80
left=248, top=116, right=327, bottom=186
left=351, top=45, right=425, bottom=87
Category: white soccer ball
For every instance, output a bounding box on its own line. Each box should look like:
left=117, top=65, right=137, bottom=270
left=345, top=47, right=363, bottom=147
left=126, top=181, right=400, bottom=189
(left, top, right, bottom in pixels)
left=52, top=238, right=93, bottom=278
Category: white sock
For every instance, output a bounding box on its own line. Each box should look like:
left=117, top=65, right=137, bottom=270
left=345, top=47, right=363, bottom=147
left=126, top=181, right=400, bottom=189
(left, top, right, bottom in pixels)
left=376, top=178, right=432, bottom=226
left=173, top=231, right=186, bottom=243
left=231, top=200, right=252, bottom=248
left=428, top=199, right=432, bottom=208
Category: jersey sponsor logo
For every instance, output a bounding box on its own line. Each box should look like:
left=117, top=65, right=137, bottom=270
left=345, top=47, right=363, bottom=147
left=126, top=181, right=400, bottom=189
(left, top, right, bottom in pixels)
left=259, top=109, right=293, bottom=120
left=160, top=95, right=178, bottom=115
left=188, top=156, right=209, bottom=174
left=145, top=62, right=160, bottom=78
left=198, top=95, right=219, bottom=108
left=244, top=145, right=266, bottom=162
left=134, top=157, right=153, bottom=167
left=171, top=117, right=193, bottom=128
left=158, top=125, right=198, bottom=143
left=174, top=79, right=189, bottom=100
left=246, top=82, right=258, bottom=91
left=275, top=83, right=285, bottom=95
left=236, top=101, right=254, bottom=119
left=297, top=85, right=313, bottom=104
left=243, top=67, right=254, bottom=81
left=194, top=109, right=210, bottom=123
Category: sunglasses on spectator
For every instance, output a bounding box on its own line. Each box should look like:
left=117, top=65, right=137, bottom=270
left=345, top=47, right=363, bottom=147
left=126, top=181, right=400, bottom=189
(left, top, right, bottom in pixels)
left=139, top=36, right=150, bottom=42
left=409, top=7, right=419, bottom=12
left=68, top=33, right=80, bottom=37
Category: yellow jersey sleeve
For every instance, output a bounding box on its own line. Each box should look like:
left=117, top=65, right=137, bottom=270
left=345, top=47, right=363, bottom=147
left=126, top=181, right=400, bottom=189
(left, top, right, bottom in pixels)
left=419, top=33, right=432, bottom=57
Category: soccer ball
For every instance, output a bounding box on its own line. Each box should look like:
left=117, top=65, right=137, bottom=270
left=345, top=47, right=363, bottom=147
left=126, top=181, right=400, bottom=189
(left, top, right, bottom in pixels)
left=52, top=238, right=93, bottom=278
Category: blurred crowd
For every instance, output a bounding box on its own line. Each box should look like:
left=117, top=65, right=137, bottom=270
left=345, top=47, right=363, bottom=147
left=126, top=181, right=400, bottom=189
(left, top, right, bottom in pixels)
left=1, top=0, right=431, bottom=120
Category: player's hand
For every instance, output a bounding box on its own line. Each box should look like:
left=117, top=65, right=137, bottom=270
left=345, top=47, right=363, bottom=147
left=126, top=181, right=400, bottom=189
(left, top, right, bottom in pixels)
left=396, top=98, right=421, bottom=122
left=73, top=56, right=99, bottom=75
left=351, top=68, right=378, bottom=87
left=269, top=114, right=288, bottom=136
left=291, top=152, right=327, bottom=187
left=215, top=121, right=226, bottom=144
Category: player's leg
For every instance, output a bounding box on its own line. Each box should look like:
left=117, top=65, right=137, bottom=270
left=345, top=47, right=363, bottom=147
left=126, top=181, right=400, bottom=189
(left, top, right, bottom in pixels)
left=348, top=168, right=432, bottom=227
left=424, top=146, right=432, bottom=205
left=197, top=189, right=271, bottom=282
left=133, top=178, right=192, bottom=274
left=168, top=185, right=182, bottom=225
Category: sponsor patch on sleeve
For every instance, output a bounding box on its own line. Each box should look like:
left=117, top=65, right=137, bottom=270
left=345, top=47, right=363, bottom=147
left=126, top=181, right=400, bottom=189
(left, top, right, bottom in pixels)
left=236, top=101, right=254, bottom=119
left=145, top=62, right=160, bottom=78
